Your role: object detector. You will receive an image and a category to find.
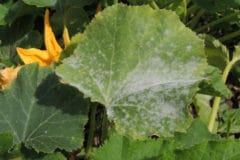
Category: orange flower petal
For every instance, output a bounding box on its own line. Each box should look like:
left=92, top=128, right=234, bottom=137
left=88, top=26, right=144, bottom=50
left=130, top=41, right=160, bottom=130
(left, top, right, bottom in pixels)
left=44, top=9, right=62, bottom=62
left=0, top=66, right=21, bottom=89
left=16, top=48, right=52, bottom=66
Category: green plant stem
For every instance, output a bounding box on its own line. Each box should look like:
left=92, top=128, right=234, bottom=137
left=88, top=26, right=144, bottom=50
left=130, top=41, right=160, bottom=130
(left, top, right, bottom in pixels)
left=85, top=103, right=98, bottom=159
left=208, top=57, right=240, bottom=132
left=187, top=5, right=199, bottom=16
left=219, top=30, right=240, bottom=42
left=101, top=107, right=108, bottom=143
left=103, top=0, right=108, bottom=7
left=150, top=1, right=159, bottom=10
left=113, top=0, right=118, bottom=4
left=196, top=12, right=239, bottom=32
left=182, top=0, right=187, bottom=23
left=187, top=9, right=204, bottom=29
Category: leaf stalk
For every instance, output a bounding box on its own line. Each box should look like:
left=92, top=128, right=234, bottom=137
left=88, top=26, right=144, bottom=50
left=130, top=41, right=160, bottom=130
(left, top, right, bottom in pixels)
left=85, top=103, right=98, bottom=159
left=208, top=56, right=240, bottom=132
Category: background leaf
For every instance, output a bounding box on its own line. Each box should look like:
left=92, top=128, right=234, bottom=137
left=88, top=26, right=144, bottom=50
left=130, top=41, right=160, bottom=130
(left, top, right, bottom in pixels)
left=0, top=64, right=89, bottom=153
left=0, top=12, right=42, bottom=67
left=218, top=107, right=240, bottom=134
left=0, top=4, right=9, bottom=25
left=56, top=4, right=207, bottom=137
left=22, top=0, right=57, bottom=7
left=192, top=0, right=240, bottom=13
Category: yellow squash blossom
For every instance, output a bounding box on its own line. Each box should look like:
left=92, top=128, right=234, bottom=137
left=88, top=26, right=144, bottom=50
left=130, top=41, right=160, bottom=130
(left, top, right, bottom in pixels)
left=0, top=66, right=21, bottom=89
left=17, top=9, right=66, bottom=66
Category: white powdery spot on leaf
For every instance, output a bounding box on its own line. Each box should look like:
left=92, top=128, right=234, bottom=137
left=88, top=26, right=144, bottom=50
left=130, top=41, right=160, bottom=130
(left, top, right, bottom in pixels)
left=164, top=29, right=171, bottom=36
left=56, top=5, right=207, bottom=138
left=186, top=45, right=192, bottom=52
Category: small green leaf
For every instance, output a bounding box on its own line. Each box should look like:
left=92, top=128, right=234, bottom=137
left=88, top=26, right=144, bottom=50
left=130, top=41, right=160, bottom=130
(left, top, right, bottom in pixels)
left=200, top=34, right=229, bottom=71
left=57, top=4, right=207, bottom=137
left=233, top=44, right=240, bottom=58
left=22, top=0, right=57, bottom=7
left=0, top=64, right=89, bottom=153
left=198, top=65, right=232, bottom=98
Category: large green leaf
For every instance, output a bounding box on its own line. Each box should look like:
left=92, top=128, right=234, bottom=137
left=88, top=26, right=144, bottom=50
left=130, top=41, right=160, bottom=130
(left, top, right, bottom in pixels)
left=0, top=64, right=89, bottom=153
left=92, top=120, right=240, bottom=160
left=56, top=4, right=207, bottom=137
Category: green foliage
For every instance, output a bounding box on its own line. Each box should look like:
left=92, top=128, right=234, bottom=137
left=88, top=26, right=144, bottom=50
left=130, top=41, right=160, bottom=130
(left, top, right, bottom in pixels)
left=56, top=4, right=207, bottom=138
left=0, top=64, right=89, bottom=153
left=92, top=119, right=240, bottom=160
left=0, top=4, right=8, bottom=25
left=193, top=0, right=240, bottom=13
left=0, top=0, right=239, bottom=159
left=218, top=107, right=240, bottom=134
left=198, top=66, right=232, bottom=98
left=201, top=34, right=229, bottom=71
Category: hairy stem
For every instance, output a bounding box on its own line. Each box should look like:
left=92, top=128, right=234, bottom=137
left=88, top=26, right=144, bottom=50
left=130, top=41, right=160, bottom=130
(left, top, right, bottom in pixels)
left=85, top=103, right=98, bottom=159
left=208, top=57, right=240, bottom=132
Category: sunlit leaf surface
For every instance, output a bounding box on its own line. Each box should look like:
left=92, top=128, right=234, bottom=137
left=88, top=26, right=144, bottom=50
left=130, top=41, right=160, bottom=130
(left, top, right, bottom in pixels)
left=57, top=4, right=207, bottom=137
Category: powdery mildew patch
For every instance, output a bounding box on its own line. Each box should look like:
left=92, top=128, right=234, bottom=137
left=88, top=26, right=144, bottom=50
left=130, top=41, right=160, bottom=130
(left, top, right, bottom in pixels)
left=56, top=4, right=207, bottom=137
